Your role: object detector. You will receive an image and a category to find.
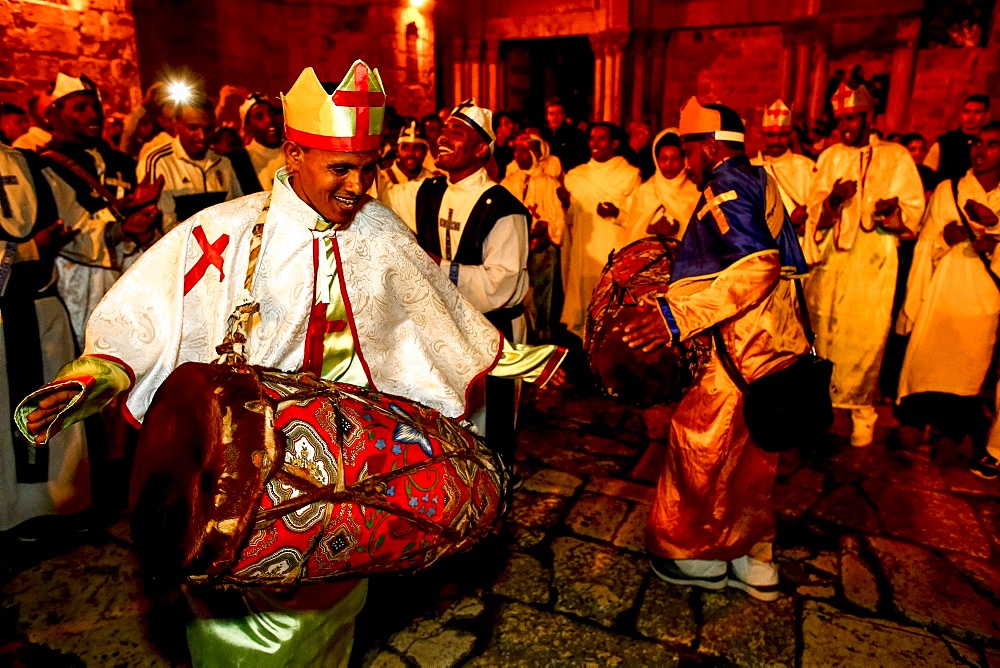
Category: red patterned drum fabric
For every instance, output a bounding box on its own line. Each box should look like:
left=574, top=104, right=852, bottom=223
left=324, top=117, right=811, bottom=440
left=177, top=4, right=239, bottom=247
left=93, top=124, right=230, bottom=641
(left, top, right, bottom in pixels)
left=130, top=362, right=507, bottom=587
left=586, top=237, right=710, bottom=407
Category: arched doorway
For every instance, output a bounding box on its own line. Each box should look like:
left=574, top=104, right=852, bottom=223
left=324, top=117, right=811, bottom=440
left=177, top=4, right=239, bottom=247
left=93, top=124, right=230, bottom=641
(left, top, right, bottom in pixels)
left=501, top=36, right=594, bottom=126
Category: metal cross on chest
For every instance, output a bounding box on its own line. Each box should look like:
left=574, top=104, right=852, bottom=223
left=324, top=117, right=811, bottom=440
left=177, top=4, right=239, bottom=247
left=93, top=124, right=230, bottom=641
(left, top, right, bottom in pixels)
left=0, top=174, right=19, bottom=218
left=439, top=207, right=461, bottom=260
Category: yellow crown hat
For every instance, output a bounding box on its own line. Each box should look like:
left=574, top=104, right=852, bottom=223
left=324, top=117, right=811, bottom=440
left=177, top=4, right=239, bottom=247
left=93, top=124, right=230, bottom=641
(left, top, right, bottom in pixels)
left=763, top=99, right=793, bottom=130
left=678, top=97, right=745, bottom=143
left=282, top=60, right=386, bottom=151
left=830, top=83, right=872, bottom=118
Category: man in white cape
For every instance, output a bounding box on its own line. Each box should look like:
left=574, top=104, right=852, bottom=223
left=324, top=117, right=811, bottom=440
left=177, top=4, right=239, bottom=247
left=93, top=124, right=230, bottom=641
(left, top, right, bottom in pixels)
left=624, top=128, right=700, bottom=244
left=17, top=61, right=562, bottom=667
left=561, top=122, right=641, bottom=339
left=750, top=100, right=814, bottom=240
left=804, top=83, right=925, bottom=446
left=894, top=122, right=1000, bottom=457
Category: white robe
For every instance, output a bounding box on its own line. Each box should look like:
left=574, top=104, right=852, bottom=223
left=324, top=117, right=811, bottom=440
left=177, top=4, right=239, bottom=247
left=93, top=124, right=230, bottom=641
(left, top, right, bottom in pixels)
left=897, top=172, right=1000, bottom=399
left=500, top=166, right=566, bottom=246
left=245, top=140, right=285, bottom=193
left=750, top=150, right=815, bottom=215
left=622, top=170, right=700, bottom=244
left=83, top=169, right=502, bottom=423
left=382, top=167, right=531, bottom=342
left=0, top=144, right=88, bottom=530
left=560, top=156, right=641, bottom=338
left=804, top=138, right=926, bottom=407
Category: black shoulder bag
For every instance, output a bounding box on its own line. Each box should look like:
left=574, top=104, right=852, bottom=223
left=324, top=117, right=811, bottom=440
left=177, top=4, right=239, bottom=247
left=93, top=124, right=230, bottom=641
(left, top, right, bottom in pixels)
left=711, top=279, right=834, bottom=453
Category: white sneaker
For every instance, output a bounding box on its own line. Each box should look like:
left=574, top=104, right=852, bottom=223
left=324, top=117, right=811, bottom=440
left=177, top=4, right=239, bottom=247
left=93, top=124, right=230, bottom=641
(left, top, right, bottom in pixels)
left=727, top=555, right=780, bottom=601
left=850, top=408, right=877, bottom=447
left=650, top=556, right=728, bottom=590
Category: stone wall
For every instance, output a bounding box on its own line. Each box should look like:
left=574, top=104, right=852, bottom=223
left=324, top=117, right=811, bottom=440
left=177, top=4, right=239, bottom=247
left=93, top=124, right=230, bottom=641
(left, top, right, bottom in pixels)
left=0, top=0, right=141, bottom=114
left=133, top=0, right=435, bottom=119
left=907, top=8, right=1000, bottom=143
left=660, top=25, right=786, bottom=155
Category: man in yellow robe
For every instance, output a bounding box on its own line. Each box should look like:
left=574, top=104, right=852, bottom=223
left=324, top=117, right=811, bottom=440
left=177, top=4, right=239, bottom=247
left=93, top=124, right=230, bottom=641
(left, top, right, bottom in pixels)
left=561, top=123, right=641, bottom=340
left=803, top=84, right=925, bottom=446
left=895, top=122, right=1000, bottom=457
left=624, top=98, right=809, bottom=601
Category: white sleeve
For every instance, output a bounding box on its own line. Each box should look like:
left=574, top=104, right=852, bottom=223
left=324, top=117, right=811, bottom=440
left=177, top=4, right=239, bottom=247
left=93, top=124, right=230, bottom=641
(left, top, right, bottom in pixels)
left=382, top=179, right=423, bottom=233
left=43, top=166, right=117, bottom=266
left=445, top=213, right=529, bottom=312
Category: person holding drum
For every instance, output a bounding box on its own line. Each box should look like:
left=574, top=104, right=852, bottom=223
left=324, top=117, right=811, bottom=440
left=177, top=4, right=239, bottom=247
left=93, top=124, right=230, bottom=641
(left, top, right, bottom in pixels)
left=16, top=61, right=563, bottom=667
left=623, top=98, right=809, bottom=601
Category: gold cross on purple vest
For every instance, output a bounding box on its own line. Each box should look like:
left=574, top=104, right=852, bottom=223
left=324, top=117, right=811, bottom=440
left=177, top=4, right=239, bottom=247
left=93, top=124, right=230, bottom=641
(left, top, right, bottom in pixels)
left=439, top=207, right=461, bottom=260
left=0, top=174, right=19, bottom=218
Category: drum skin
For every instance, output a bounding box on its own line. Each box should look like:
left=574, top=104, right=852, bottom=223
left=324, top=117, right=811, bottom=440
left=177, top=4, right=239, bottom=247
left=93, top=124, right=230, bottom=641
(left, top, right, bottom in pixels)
left=586, top=237, right=708, bottom=408
left=130, top=362, right=508, bottom=587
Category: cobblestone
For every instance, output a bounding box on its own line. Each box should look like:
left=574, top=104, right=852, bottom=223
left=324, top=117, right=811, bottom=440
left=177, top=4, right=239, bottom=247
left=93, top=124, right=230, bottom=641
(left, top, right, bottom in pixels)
left=3, top=391, right=998, bottom=666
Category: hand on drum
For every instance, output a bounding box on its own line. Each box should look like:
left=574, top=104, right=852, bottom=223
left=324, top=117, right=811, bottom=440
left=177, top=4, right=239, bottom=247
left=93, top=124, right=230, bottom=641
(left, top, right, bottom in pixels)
left=622, top=299, right=672, bottom=353
left=24, top=389, right=79, bottom=444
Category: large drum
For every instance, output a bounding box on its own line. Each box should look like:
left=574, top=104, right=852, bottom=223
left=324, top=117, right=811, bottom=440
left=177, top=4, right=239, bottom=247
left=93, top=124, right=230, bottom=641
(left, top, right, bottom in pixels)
left=130, top=362, right=508, bottom=587
left=586, top=237, right=710, bottom=407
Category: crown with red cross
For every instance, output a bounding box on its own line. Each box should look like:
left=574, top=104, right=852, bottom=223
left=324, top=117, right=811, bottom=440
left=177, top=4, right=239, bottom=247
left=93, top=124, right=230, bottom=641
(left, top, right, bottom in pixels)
left=281, top=60, right=386, bottom=152
left=762, top=99, right=793, bottom=131
left=830, top=83, right=872, bottom=118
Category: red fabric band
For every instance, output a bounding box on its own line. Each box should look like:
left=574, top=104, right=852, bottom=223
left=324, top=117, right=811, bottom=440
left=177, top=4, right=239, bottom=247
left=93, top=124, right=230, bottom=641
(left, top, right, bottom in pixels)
left=285, top=126, right=382, bottom=152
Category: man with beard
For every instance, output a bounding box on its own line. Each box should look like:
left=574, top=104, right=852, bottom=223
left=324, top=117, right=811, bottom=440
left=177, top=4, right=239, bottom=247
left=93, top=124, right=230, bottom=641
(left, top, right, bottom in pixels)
left=380, top=120, right=434, bottom=187
left=624, top=128, right=700, bottom=244
left=751, top=100, right=814, bottom=239
left=18, top=61, right=561, bottom=667
left=137, top=96, right=242, bottom=233
left=803, top=83, right=924, bottom=447
left=501, top=129, right=566, bottom=342
left=895, top=122, right=1000, bottom=462
left=383, top=99, right=533, bottom=469
left=924, top=94, right=991, bottom=181
left=228, top=93, right=285, bottom=194
left=560, top=122, right=641, bottom=340
left=622, top=98, right=808, bottom=601
left=39, top=73, right=159, bottom=348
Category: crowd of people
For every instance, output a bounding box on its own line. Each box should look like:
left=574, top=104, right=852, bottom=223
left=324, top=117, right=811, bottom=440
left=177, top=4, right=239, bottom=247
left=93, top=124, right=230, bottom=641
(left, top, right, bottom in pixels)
left=1, top=58, right=998, bottom=665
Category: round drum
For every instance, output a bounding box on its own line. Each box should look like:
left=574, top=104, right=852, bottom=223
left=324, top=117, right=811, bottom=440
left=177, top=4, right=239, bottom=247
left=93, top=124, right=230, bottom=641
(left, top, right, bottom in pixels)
left=586, top=237, right=709, bottom=407
left=129, top=362, right=508, bottom=587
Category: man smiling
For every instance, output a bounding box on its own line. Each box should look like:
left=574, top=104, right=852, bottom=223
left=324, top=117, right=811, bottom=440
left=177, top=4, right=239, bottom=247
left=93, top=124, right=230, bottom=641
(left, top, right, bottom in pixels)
left=383, top=99, right=532, bottom=471
left=17, top=62, right=563, bottom=667
left=803, top=83, right=925, bottom=447
left=137, top=96, right=242, bottom=233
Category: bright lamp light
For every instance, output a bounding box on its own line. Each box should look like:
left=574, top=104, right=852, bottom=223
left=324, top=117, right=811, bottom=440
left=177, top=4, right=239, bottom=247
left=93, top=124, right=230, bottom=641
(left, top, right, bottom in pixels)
left=166, top=80, right=193, bottom=105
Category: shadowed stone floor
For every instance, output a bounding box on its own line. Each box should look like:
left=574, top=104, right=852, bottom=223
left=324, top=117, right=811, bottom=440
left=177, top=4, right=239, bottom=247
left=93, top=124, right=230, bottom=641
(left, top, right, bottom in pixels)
left=2, top=380, right=1000, bottom=666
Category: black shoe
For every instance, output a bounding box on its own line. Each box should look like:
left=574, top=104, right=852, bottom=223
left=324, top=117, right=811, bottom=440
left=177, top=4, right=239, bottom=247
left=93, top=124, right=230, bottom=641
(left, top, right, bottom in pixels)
left=510, top=472, right=524, bottom=490
left=971, top=454, right=1000, bottom=480
left=650, top=556, right=727, bottom=590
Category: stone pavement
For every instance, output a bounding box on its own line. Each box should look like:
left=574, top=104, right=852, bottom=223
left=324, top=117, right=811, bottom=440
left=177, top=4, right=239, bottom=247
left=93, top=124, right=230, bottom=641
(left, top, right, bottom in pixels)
left=2, top=380, right=1000, bottom=666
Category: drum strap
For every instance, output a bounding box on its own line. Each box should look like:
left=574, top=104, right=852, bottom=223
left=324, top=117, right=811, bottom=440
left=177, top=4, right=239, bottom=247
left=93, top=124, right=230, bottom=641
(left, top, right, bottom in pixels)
left=214, top=197, right=271, bottom=365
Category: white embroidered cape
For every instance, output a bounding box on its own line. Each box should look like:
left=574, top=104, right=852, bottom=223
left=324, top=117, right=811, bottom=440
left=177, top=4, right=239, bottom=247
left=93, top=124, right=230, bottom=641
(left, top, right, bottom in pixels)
left=84, top=170, right=502, bottom=422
